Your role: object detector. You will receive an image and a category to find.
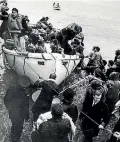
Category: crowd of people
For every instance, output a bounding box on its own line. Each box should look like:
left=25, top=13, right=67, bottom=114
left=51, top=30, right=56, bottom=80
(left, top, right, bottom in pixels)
left=1, top=1, right=120, bottom=142
left=0, top=4, right=84, bottom=56
left=3, top=47, right=120, bottom=142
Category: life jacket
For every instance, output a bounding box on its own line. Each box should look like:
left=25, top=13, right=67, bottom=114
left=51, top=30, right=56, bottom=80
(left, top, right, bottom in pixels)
left=8, top=14, right=23, bottom=31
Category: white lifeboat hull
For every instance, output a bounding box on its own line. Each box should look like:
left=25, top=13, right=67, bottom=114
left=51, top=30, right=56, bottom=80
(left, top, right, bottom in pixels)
left=2, top=47, right=80, bottom=85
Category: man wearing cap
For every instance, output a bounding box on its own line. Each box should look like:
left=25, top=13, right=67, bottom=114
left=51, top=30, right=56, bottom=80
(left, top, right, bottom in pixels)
left=79, top=80, right=109, bottom=142
left=4, top=74, right=30, bottom=142
left=31, top=73, right=59, bottom=122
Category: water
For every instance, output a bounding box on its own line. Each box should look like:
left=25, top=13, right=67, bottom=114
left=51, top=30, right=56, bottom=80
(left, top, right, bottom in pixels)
left=5, top=1, right=120, bottom=61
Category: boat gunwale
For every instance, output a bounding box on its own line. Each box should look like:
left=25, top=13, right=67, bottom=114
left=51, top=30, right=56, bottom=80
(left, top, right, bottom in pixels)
left=2, top=47, right=80, bottom=60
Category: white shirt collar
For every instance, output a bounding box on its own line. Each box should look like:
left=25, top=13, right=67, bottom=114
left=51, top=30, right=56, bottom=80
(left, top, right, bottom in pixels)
left=48, top=78, right=56, bottom=82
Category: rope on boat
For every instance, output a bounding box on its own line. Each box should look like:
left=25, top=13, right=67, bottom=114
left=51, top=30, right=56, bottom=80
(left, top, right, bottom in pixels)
left=62, top=54, right=71, bottom=87
left=3, top=47, right=81, bottom=99
left=23, top=57, right=26, bottom=75
left=49, top=53, right=57, bottom=73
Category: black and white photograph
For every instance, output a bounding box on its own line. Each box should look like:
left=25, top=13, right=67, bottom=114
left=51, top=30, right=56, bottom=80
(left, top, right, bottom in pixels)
left=0, top=0, right=120, bottom=142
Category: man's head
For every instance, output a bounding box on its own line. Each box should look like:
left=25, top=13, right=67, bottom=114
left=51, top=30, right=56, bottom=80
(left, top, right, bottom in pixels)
left=108, top=60, right=114, bottom=67
left=24, top=15, right=30, bottom=24
left=109, top=72, right=119, bottom=81
left=62, top=88, right=75, bottom=104
left=0, top=0, right=9, bottom=12
left=115, top=50, right=120, bottom=56
left=49, top=73, right=57, bottom=80
left=91, top=80, right=102, bottom=90
left=92, top=46, right=100, bottom=52
left=94, top=68, right=103, bottom=79
left=51, top=103, right=63, bottom=118
left=3, top=69, right=18, bottom=86
left=12, top=8, right=18, bottom=18
left=93, top=91, right=102, bottom=104
left=18, top=75, right=31, bottom=88
left=52, top=97, right=61, bottom=105
left=74, top=25, right=82, bottom=34
left=45, top=17, right=49, bottom=21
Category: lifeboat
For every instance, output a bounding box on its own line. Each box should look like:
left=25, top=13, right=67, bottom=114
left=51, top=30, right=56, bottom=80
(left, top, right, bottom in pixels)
left=2, top=46, right=80, bottom=85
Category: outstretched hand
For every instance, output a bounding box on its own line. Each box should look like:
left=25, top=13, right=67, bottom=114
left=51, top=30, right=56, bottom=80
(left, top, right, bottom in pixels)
left=98, top=124, right=104, bottom=130
left=113, top=131, right=120, bottom=139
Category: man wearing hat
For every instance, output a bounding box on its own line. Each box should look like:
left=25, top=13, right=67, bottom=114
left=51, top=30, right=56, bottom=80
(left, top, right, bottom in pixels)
left=31, top=73, right=59, bottom=122
left=4, top=74, right=30, bottom=142
left=79, top=80, right=109, bottom=142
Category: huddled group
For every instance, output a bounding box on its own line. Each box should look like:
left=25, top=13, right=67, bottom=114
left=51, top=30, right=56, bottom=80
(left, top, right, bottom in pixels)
left=0, top=3, right=84, bottom=57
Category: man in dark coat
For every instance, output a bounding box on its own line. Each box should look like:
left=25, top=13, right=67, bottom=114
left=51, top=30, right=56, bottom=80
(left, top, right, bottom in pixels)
left=32, top=103, right=71, bottom=142
left=79, top=80, right=109, bottom=142
left=62, top=88, right=78, bottom=123
left=31, top=73, right=59, bottom=122
left=4, top=74, right=30, bottom=142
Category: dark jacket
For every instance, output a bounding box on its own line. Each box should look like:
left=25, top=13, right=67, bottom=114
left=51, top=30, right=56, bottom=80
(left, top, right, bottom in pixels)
left=106, top=67, right=114, bottom=79
left=56, top=31, right=72, bottom=54
left=0, top=11, right=8, bottom=38
left=63, top=103, right=78, bottom=123
left=4, top=84, right=29, bottom=120
left=106, top=80, right=120, bottom=113
left=32, top=118, right=71, bottom=142
left=31, top=79, right=59, bottom=121
left=79, top=91, right=109, bottom=137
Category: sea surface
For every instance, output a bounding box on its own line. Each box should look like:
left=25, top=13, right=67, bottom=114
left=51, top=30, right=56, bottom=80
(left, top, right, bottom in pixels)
left=3, top=1, right=120, bottom=61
